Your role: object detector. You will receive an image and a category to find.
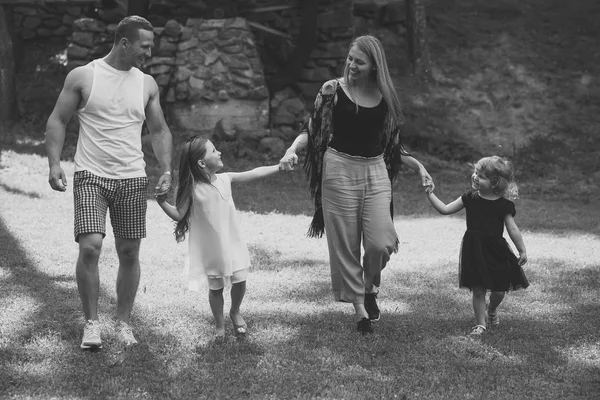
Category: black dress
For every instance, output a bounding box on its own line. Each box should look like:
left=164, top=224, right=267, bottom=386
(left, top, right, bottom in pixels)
left=459, top=191, right=529, bottom=291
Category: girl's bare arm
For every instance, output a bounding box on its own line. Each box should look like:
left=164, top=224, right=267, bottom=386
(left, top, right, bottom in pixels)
left=505, top=214, right=528, bottom=265
left=157, top=198, right=190, bottom=222
left=426, top=192, right=465, bottom=215
left=228, top=165, right=281, bottom=184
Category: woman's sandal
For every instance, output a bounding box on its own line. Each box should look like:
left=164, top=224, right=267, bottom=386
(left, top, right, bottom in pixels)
left=229, top=313, right=247, bottom=337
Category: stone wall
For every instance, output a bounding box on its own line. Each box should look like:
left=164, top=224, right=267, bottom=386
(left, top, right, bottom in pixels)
left=11, top=0, right=355, bottom=94
left=67, top=17, right=281, bottom=153
left=11, top=2, right=91, bottom=39
left=13, top=0, right=410, bottom=154
left=65, top=0, right=359, bottom=154
left=163, top=18, right=271, bottom=150
left=12, top=0, right=408, bottom=83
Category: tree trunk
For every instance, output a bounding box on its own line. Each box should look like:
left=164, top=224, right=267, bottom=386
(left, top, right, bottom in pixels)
left=405, top=0, right=430, bottom=80
left=0, top=5, right=19, bottom=125
left=266, top=0, right=319, bottom=93
left=127, top=0, right=150, bottom=18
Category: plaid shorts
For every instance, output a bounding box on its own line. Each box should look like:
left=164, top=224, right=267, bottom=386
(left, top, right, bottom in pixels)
left=73, top=170, right=148, bottom=242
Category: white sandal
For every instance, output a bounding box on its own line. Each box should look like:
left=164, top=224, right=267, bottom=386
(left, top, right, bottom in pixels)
left=469, top=325, right=487, bottom=336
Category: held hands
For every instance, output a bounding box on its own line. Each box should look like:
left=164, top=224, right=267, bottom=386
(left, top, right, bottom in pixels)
left=420, top=168, right=435, bottom=194
left=48, top=165, right=67, bottom=192
left=279, top=149, right=298, bottom=172
left=154, top=172, right=172, bottom=203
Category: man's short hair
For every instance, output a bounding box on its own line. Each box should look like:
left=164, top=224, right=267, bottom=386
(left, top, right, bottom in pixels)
left=114, top=16, right=154, bottom=43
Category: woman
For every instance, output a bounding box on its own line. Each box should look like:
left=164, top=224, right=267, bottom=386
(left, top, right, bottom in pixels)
left=280, top=35, right=434, bottom=334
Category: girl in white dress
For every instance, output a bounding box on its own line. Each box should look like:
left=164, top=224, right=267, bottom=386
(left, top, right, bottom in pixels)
left=157, top=135, right=282, bottom=338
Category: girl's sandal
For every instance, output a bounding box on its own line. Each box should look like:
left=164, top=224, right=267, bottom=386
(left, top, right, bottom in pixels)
left=214, top=326, right=226, bottom=342
left=230, top=313, right=247, bottom=337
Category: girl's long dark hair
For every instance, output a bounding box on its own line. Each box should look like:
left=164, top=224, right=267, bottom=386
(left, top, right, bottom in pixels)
left=174, top=135, right=210, bottom=242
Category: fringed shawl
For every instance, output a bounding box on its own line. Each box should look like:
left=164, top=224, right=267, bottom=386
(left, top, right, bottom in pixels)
left=302, top=78, right=411, bottom=244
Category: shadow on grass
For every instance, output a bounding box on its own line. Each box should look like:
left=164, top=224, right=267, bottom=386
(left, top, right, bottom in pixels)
left=0, top=182, right=43, bottom=199
left=0, top=216, right=175, bottom=399
left=173, top=241, right=598, bottom=397
left=1, top=220, right=598, bottom=398
left=168, top=261, right=599, bottom=399
left=248, top=245, right=325, bottom=272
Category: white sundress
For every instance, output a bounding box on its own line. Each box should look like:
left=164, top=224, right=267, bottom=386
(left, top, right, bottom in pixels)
left=186, top=173, right=250, bottom=290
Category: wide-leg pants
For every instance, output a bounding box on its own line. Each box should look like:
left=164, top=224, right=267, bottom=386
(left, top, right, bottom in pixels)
left=321, top=148, right=398, bottom=303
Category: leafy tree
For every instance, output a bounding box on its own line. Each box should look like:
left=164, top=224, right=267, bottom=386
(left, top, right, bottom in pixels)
left=406, top=0, right=430, bottom=79
left=265, top=0, right=319, bottom=93
left=0, top=5, right=19, bottom=124
left=127, top=0, right=149, bottom=18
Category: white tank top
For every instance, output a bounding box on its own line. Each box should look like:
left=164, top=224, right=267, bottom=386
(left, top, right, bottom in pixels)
left=74, top=58, right=147, bottom=178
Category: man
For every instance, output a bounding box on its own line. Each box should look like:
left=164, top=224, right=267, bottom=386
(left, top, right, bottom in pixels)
left=45, top=16, right=173, bottom=349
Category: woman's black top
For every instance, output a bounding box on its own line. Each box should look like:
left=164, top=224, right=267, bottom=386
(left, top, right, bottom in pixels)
left=329, top=86, right=387, bottom=157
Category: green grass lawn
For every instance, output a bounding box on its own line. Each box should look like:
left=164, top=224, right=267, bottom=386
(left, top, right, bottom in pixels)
left=1, top=149, right=599, bottom=399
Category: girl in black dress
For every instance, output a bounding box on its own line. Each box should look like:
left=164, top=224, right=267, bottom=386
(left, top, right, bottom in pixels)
left=425, top=156, right=529, bottom=336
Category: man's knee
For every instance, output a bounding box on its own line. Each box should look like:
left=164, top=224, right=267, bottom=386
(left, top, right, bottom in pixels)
left=115, top=239, right=141, bottom=262
left=78, top=234, right=103, bottom=265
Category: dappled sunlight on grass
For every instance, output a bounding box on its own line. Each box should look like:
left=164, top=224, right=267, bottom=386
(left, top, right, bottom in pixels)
left=562, top=342, right=600, bottom=368
left=436, top=335, right=527, bottom=365
left=0, top=294, right=39, bottom=339
left=25, top=330, right=69, bottom=352
left=0, top=266, right=12, bottom=280
left=250, top=324, right=301, bottom=345
left=1, top=150, right=47, bottom=169
left=52, top=279, right=78, bottom=291
left=375, top=299, right=412, bottom=315
left=522, top=300, right=574, bottom=323
left=1, top=150, right=599, bottom=398
left=241, top=300, right=335, bottom=315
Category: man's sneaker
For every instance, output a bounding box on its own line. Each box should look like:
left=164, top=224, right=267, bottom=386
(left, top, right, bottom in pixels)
left=80, top=320, right=102, bottom=349
left=486, top=312, right=500, bottom=328
left=356, top=317, right=374, bottom=335
left=468, top=325, right=487, bottom=336
left=364, top=292, right=380, bottom=321
left=115, top=321, right=138, bottom=346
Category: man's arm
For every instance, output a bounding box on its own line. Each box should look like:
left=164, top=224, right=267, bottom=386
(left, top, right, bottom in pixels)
left=145, top=75, right=174, bottom=201
left=45, top=67, right=85, bottom=191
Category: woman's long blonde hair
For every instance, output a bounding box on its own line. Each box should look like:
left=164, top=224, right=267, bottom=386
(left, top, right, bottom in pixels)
left=343, top=35, right=404, bottom=128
